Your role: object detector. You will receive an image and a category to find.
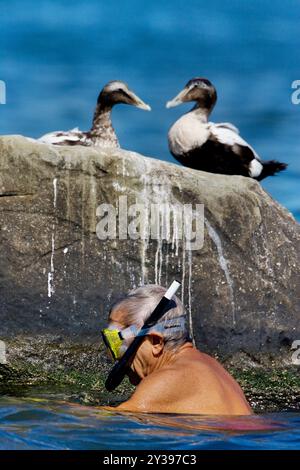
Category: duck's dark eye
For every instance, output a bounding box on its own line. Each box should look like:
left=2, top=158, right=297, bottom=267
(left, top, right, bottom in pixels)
left=118, top=89, right=131, bottom=100
left=200, top=79, right=211, bottom=87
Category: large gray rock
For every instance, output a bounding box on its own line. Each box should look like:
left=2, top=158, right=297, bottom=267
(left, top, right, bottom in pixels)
left=0, top=135, right=299, bottom=369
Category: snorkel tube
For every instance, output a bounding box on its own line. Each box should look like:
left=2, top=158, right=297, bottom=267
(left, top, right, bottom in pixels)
left=105, top=280, right=181, bottom=391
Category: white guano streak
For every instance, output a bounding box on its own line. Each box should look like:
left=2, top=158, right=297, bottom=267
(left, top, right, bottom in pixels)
left=48, top=178, right=57, bottom=298
left=140, top=173, right=150, bottom=285
left=0, top=340, right=7, bottom=364
left=205, top=218, right=236, bottom=326
left=187, top=246, right=195, bottom=344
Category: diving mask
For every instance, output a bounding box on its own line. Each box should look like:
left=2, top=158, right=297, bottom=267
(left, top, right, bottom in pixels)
left=101, top=316, right=186, bottom=361
left=101, top=327, right=126, bottom=361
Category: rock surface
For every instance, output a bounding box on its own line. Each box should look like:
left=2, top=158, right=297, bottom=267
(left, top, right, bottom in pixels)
left=0, top=135, right=299, bottom=375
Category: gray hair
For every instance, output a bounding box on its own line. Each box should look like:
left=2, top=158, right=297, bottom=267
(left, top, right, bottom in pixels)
left=109, top=284, right=191, bottom=351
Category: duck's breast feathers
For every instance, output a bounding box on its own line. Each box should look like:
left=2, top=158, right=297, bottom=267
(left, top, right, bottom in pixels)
left=168, top=114, right=210, bottom=156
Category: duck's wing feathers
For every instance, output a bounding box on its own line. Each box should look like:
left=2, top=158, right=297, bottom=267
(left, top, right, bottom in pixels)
left=210, top=122, right=240, bottom=135
left=208, top=122, right=261, bottom=161
left=175, top=121, right=263, bottom=177
left=38, top=128, right=88, bottom=146
left=204, top=123, right=285, bottom=179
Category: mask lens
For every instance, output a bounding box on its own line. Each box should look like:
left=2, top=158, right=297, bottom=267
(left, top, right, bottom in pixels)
left=101, top=328, right=124, bottom=361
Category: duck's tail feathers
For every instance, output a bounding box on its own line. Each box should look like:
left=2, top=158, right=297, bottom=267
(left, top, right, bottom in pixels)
left=257, top=160, right=288, bottom=180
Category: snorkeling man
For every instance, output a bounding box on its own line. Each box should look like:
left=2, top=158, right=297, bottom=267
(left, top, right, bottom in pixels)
left=101, top=284, right=252, bottom=415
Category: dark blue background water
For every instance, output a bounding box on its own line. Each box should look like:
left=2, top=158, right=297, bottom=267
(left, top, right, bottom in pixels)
left=0, top=397, right=299, bottom=450
left=0, top=0, right=299, bottom=218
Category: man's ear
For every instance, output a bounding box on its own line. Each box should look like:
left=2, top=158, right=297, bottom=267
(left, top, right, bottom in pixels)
left=149, top=333, right=164, bottom=356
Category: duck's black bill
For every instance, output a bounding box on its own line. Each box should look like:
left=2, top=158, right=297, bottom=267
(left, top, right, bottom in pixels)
left=104, top=280, right=181, bottom=391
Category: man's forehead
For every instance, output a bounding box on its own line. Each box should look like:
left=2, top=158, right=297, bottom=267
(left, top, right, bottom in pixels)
left=109, top=307, right=127, bottom=325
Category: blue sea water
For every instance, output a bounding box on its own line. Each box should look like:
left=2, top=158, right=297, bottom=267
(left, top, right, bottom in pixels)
left=0, top=0, right=299, bottom=218
left=0, top=397, right=299, bottom=450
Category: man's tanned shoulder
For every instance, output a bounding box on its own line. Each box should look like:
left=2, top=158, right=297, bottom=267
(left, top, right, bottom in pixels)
left=115, top=368, right=189, bottom=413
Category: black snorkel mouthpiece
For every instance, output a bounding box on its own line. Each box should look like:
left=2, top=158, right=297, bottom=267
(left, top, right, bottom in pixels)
left=105, top=280, right=181, bottom=391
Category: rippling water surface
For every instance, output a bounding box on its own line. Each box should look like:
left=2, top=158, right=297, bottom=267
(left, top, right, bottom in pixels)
left=0, top=0, right=299, bottom=218
left=0, top=396, right=299, bottom=450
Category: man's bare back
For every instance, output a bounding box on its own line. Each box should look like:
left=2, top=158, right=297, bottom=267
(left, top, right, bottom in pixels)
left=115, top=344, right=252, bottom=415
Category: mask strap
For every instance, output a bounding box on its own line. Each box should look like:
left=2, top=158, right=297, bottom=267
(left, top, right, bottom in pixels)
left=120, top=315, right=186, bottom=341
